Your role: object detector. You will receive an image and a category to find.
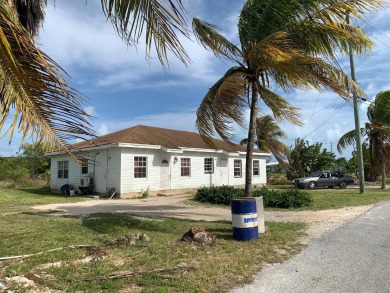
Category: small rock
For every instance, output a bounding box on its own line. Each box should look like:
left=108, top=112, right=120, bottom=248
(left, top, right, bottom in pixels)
left=5, top=276, right=35, bottom=288
left=140, top=234, right=150, bottom=241
left=35, top=261, right=62, bottom=270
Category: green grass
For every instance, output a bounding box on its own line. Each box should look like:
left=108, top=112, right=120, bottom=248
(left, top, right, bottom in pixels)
left=0, top=189, right=305, bottom=292
left=266, top=185, right=390, bottom=210
left=188, top=185, right=390, bottom=211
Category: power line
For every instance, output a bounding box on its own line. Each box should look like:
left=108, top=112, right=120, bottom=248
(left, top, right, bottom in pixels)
left=302, top=100, right=348, bottom=140
left=304, top=92, right=321, bottom=137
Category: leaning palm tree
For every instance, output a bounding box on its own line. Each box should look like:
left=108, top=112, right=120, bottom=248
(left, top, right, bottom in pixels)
left=338, top=91, right=390, bottom=189
left=0, top=0, right=189, bottom=153
left=240, top=115, right=289, bottom=167
left=193, top=0, right=383, bottom=196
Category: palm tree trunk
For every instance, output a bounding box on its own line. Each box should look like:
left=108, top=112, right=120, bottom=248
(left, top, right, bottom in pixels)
left=244, top=80, right=259, bottom=197
left=381, top=160, right=386, bottom=189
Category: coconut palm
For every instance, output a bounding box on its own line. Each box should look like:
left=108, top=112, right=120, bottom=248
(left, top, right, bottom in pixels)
left=338, top=91, right=390, bottom=189
left=0, top=0, right=189, bottom=152
left=193, top=0, right=383, bottom=196
left=240, top=115, right=289, bottom=167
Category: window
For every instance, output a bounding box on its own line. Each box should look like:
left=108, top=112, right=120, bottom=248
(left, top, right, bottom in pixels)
left=58, top=160, right=69, bottom=179
left=181, top=158, right=191, bottom=176
left=234, top=160, right=242, bottom=178
left=134, top=157, right=147, bottom=178
left=253, top=160, right=259, bottom=176
left=204, top=158, right=214, bottom=174
left=81, top=159, right=88, bottom=174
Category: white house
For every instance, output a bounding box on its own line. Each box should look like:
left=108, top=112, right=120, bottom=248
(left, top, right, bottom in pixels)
left=48, top=125, right=271, bottom=197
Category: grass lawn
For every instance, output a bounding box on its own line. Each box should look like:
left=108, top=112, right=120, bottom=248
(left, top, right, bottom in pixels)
left=0, top=189, right=305, bottom=292
left=266, top=185, right=390, bottom=210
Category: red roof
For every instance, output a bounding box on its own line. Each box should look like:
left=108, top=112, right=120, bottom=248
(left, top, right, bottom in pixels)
left=70, top=125, right=268, bottom=154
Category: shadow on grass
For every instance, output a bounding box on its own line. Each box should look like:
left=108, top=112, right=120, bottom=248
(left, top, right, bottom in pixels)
left=18, top=187, right=59, bottom=196
left=206, top=227, right=233, bottom=240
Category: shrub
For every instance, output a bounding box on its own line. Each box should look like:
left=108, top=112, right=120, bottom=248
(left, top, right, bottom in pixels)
left=194, top=186, right=312, bottom=208
left=194, top=186, right=244, bottom=205
left=253, top=187, right=312, bottom=208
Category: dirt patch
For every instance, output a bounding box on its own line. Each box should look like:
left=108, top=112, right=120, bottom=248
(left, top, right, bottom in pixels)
left=265, top=205, right=373, bottom=244
left=33, top=195, right=373, bottom=243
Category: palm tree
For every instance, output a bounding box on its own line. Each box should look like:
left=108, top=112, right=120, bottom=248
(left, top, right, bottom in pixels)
left=338, top=91, right=390, bottom=189
left=240, top=115, right=289, bottom=168
left=0, top=0, right=189, bottom=153
left=193, top=0, right=383, bottom=197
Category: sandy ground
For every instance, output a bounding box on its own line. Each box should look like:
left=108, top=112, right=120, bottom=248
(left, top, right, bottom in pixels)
left=33, top=195, right=373, bottom=243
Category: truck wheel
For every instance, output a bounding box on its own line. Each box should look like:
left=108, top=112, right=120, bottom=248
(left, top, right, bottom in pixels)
left=328, top=186, right=334, bottom=189
left=308, top=181, right=317, bottom=189
left=339, top=181, right=347, bottom=189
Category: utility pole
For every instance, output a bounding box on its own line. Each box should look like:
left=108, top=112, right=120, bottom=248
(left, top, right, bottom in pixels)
left=346, top=15, right=365, bottom=194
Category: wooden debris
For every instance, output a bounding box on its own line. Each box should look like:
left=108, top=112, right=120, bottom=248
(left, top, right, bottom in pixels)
left=83, top=266, right=197, bottom=281
left=181, top=228, right=215, bottom=245
left=0, top=233, right=150, bottom=262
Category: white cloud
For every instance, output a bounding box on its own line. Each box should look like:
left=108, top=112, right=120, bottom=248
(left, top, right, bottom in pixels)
left=84, top=106, right=96, bottom=116
left=97, top=124, right=109, bottom=136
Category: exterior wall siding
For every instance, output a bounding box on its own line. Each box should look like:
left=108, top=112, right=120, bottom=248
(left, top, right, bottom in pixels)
left=50, top=147, right=268, bottom=194
left=49, top=154, right=86, bottom=192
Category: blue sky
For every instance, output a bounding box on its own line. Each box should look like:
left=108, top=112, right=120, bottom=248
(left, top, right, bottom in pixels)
left=1, top=0, right=389, bottom=159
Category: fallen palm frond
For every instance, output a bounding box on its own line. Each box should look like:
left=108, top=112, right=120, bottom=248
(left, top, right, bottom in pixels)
left=0, top=244, right=95, bottom=261
left=0, top=233, right=150, bottom=261
left=83, top=265, right=198, bottom=281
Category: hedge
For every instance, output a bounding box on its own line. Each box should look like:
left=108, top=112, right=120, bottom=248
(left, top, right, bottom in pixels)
left=194, top=186, right=312, bottom=208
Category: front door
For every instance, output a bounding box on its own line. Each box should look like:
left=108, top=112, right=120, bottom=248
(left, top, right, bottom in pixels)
left=160, top=159, right=170, bottom=189
left=94, top=152, right=107, bottom=193
left=220, top=159, right=228, bottom=185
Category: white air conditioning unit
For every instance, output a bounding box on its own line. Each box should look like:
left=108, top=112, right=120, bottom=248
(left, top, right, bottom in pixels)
left=80, top=176, right=91, bottom=187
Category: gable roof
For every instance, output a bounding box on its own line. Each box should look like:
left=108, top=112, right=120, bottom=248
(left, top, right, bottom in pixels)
left=69, top=125, right=268, bottom=154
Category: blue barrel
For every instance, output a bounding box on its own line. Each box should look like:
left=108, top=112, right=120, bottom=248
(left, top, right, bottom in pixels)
left=231, top=198, right=258, bottom=241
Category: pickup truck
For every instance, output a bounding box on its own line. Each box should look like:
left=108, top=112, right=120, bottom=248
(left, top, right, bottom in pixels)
left=293, top=171, right=354, bottom=189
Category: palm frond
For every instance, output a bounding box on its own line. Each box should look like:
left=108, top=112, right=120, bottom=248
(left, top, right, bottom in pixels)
left=101, top=0, right=190, bottom=68
left=239, top=138, right=248, bottom=146
left=288, top=21, right=373, bottom=59
left=196, top=67, right=249, bottom=145
left=267, top=55, right=365, bottom=99
left=0, top=3, right=94, bottom=152
left=13, top=0, right=47, bottom=37
left=337, top=128, right=365, bottom=153
left=192, top=18, right=242, bottom=63
left=303, top=0, right=385, bottom=24
left=256, top=114, right=289, bottom=158
left=257, top=85, right=303, bottom=126
left=368, top=90, right=390, bottom=124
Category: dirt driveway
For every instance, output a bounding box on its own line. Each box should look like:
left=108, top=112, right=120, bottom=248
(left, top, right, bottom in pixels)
left=33, top=195, right=373, bottom=243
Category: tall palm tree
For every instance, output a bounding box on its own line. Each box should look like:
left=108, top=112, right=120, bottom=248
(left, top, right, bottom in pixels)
left=338, top=90, right=390, bottom=189
left=193, top=0, right=383, bottom=197
left=240, top=114, right=289, bottom=167
left=0, top=0, right=189, bottom=153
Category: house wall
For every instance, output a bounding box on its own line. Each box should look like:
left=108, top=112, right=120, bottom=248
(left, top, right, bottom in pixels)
left=49, top=148, right=122, bottom=194
left=49, top=154, right=87, bottom=192
left=50, top=147, right=268, bottom=195
left=119, top=148, right=268, bottom=194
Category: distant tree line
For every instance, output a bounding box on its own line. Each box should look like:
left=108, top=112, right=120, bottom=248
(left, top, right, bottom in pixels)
left=0, top=143, right=50, bottom=188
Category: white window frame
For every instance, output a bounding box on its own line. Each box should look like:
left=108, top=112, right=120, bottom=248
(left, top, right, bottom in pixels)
left=234, top=160, right=242, bottom=178
left=134, top=156, right=147, bottom=178
left=253, top=160, right=260, bottom=177
left=204, top=158, right=214, bottom=174
left=81, top=159, right=89, bottom=174
left=58, top=160, right=69, bottom=179
left=181, top=158, right=191, bottom=177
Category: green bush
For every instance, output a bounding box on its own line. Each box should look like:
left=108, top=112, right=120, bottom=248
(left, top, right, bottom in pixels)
left=253, top=187, right=312, bottom=208
left=194, top=186, right=244, bottom=205
left=194, top=186, right=312, bottom=208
